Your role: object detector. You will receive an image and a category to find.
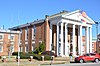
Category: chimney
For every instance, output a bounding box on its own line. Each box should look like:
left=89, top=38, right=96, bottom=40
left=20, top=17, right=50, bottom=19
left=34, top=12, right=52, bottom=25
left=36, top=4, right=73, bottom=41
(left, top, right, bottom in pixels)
left=45, top=15, right=49, bottom=21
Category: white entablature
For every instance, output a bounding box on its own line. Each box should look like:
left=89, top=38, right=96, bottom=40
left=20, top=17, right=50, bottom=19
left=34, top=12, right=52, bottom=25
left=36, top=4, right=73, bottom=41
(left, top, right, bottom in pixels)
left=50, top=10, right=95, bottom=26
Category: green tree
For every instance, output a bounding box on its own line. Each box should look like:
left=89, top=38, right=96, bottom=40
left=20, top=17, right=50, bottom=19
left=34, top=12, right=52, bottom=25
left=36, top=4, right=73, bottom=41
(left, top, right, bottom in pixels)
left=35, top=42, right=45, bottom=54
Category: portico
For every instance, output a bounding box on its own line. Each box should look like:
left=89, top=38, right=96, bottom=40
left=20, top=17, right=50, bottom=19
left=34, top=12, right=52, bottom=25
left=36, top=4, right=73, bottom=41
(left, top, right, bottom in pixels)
left=49, top=10, right=95, bottom=57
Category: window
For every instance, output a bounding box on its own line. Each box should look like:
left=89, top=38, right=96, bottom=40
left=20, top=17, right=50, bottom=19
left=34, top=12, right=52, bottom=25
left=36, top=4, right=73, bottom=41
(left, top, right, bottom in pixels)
left=0, top=45, right=3, bottom=52
left=0, top=33, right=4, bottom=40
left=85, top=53, right=90, bottom=56
left=25, top=27, right=28, bottom=40
left=8, top=34, right=15, bottom=40
left=10, top=45, right=14, bottom=52
left=32, top=46, right=34, bottom=51
left=90, top=53, right=96, bottom=56
left=20, top=29, right=22, bottom=40
left=10, top=36, right=14, bottom=40
left=0, top=35, right=2, bottom=39
left=92, top=43, right=94, bottom=47
left=32, top=25, right=36, bottom=40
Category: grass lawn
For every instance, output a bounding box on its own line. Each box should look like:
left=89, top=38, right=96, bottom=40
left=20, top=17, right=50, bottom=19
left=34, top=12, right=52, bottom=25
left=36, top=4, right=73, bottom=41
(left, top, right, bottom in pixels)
left=0, top=59, right=40, bottom=66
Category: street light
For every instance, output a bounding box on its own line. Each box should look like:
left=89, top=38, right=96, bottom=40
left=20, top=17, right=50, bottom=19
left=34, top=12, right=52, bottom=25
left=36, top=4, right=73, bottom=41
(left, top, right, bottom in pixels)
left=95, top=21, right=100, bottom=53
left=95, top=22, right=98, bottom=41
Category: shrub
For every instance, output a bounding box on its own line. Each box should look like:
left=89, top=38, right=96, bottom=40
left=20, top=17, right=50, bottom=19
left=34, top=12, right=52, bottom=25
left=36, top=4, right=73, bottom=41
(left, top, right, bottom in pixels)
left=41, top=51, right=55, bottom=56
left=33, top=54, right=51, bottom=61
left=20, top=55, right=30, bottom=59
left=12, top=52, right=24, bottom=56
left=33, top=54, right=41, bottom=60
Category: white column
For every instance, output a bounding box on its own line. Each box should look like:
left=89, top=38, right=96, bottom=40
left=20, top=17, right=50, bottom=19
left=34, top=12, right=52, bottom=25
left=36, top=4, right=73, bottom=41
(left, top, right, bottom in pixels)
left=72, top=24, right=76, bottom=56
left=65, top=23, right=69, bottom=56
left=80, top=25, right=83, bottom=55
left=89, top=27, right=92, bottom=53
left=86, top=27, right=89, bottom=53
left=60, top=22, right=64, bottom=56
left=56, top=23, right=59, bottom=56
left=50, top=23, right=52, bottom=51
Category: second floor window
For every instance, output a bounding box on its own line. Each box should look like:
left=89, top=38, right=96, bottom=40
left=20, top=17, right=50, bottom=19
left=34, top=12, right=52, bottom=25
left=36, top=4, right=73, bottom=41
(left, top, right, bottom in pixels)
left=25, top=27, right=28, bottom=40
left=9, top=34, right=15, bottom=40
left=0, top=35, right=3, bottom=40
left=32, top=25, right=36, bottom=40
left=10, top=36, right=14, bottom=40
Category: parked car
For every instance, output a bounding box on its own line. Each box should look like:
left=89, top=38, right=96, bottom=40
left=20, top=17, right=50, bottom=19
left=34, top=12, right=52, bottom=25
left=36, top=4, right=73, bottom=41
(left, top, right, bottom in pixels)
left=75, top=53, right=100, bottom=63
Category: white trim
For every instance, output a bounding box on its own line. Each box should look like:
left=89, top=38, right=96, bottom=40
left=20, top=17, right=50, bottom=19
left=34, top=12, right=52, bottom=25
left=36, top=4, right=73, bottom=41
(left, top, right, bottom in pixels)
left=62, top=19, right=92, bottom=27
left=0, top=42, right=3, bottom=44
left=25, top=46, right=26, bottom=52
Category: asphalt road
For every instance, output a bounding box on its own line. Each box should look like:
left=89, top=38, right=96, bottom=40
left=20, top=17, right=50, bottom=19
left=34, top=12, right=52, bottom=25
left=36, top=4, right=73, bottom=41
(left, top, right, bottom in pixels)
left=46, top=62, right=100, bottom=66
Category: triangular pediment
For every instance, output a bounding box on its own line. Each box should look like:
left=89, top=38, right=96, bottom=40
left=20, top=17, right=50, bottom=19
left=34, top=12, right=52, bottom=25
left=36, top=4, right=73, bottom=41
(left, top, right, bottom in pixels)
left=62, top=10, right=95, bottom=24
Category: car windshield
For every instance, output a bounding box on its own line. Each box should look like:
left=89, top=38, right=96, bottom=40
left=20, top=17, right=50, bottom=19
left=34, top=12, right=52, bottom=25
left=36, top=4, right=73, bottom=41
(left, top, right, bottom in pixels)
left=85, top=54, right=90, bottom=56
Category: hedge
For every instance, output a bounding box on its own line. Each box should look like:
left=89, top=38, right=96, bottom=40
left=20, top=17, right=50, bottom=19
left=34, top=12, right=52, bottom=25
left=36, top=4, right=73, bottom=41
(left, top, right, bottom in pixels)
left=12, top=52, right=51, bottom=60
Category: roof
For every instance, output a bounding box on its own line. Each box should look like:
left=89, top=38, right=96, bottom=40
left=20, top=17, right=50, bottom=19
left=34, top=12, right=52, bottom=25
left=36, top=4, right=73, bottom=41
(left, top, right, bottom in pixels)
left=9, top=10, right=69, bottom=30
left=9, top=10, right=95, bottom=30
left=9, top=19, right=44, bottom=30
left=49, top=10, right=69, bottom=18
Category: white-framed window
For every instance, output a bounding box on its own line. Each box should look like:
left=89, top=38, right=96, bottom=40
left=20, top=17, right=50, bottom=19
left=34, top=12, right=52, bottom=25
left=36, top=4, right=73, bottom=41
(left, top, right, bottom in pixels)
left=25, top=27, right=28, bottom=40
left=0, top=33, right=4, bottom=40
left=92, top=43, right=94, bottom=48
left=20, top=46, right=23, bottom=52
left=32, top=46, right=34, bottom=51
left=10, top=35, right=14, bottom=40
left=32, top=25, right=36, bottom=40
left=8, top=34, right=15, bottom=41
left=20, top=29, right=22, bottom=40
left=0, top=45, right=3, bottom=52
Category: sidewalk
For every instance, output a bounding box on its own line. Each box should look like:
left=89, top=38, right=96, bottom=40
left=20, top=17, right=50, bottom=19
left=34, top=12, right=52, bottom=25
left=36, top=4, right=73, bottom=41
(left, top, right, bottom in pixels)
left=0, top=58, right=70, bottom=66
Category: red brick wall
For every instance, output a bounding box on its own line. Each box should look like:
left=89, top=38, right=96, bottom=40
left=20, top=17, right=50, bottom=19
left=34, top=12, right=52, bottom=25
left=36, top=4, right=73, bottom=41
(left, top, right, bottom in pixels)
left=28, top=26, right=32, bottom=51
left=45, top=18, right=50, bottom=51
left=21, top=28, right=25, bottom=52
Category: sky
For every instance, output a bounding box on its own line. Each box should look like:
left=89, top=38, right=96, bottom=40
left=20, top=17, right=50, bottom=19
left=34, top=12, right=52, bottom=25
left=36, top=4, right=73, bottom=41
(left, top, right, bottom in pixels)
left=0, top=0, right=100, bottom=39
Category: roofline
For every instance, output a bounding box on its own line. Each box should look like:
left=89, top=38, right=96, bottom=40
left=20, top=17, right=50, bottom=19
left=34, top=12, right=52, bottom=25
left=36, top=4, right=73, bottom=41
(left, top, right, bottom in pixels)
left=9, top=19, right=44, bottom=30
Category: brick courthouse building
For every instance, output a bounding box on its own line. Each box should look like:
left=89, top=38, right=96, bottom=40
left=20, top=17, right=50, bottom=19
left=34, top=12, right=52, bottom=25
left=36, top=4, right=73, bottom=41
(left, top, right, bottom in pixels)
left=10, top=10, right=95, bottom=57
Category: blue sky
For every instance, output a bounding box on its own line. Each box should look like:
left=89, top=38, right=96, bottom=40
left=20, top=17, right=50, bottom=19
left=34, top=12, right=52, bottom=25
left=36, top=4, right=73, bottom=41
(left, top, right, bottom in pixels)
left=0, top=0, right=100, bottom=39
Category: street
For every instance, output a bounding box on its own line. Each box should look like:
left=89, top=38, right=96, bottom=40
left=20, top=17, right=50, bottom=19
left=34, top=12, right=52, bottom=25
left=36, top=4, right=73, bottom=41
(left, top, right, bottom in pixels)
left=45, top=62, right=100, bottom=66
